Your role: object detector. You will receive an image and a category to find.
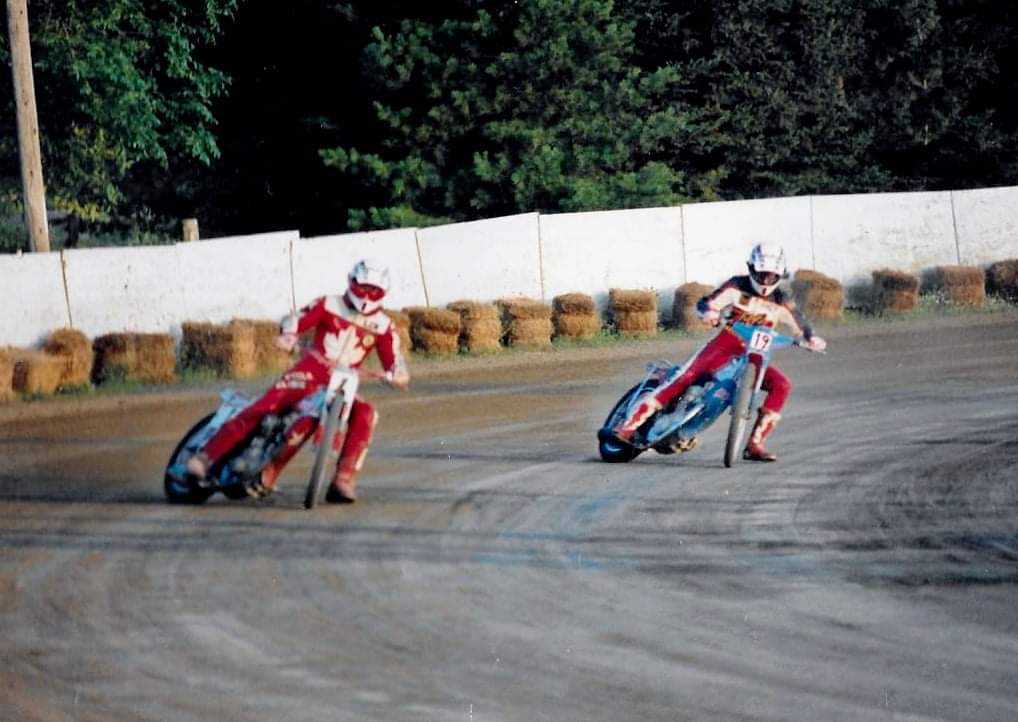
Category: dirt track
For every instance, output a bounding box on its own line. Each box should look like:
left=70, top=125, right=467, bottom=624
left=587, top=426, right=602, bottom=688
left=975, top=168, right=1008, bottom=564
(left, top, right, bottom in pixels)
left=2, top=312, right=1018, bottom=722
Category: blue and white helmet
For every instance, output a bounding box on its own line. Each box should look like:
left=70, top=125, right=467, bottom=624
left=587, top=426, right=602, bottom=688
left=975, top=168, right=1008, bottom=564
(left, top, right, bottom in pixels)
left=746, top=243, right=788, bottom=297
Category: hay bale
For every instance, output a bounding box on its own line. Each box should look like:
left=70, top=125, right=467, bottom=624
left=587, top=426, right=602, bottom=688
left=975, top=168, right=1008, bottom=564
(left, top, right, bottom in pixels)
left=180, top=322, right=257, bottom=379
left=609, top=288, right=656, bottom=313
left=791, top=270, right=844, bottom=320
left=231, top=318, right=292, bottom=372
left=871, top=269, right=919, bottom=314
left=923, top=266, right=986, bottom=307
left=554, top=313, right=602, bottom=339
left=382, top=309, right=412, bottom=353
left=498, top=298, right=552, bottom=321
left=1, top=348, right=17, bottom=402
left=11, top=350, right=64, bottom=395
left=414, top=327, right=460, bottom=354
left=985, top=260, right=1018, bottom=302
left=553, top=293, right=596, bottom=316
left=447, top=300, right=499, bottom=321
left=506, top=318, right=553, bottom=348
left=41, top=328, right=93, bottom=388
left=672, top=283, right=713, bottom=332
left=614, top=310, right=659, bottom=337
left=406, top=307, right=460, bottom=354
left=448, top=302, right=502, bottom=353
left=550, top=293, right=601, bottom=340
left=461, top=319, right=503, bottom=353
left=498, top=298, right=552, bottom=347
left=93, top=333, right=176, bottom=385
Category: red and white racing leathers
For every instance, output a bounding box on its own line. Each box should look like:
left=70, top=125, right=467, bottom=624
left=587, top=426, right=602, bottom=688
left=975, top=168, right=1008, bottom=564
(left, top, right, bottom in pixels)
left=199, top=294, right=408, bottom=481
left=616, top=275, right=815, bottom=435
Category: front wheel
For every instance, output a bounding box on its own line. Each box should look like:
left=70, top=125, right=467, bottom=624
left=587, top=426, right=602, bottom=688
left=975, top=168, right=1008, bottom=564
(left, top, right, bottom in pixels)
left=304, top=400, right=343, bottom=510
left=164, top=413, right=216, bottom=504
left=724, top=364, right=759, bottom=468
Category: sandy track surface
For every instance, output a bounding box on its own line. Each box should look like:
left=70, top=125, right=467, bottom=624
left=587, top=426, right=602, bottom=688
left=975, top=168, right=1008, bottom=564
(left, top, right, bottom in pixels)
left=2, top=313, right=1017, bottom=722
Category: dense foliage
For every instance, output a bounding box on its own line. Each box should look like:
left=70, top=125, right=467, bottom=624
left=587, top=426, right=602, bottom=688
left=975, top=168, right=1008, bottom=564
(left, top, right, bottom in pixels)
left=1, top=0, right=1016, bottom=244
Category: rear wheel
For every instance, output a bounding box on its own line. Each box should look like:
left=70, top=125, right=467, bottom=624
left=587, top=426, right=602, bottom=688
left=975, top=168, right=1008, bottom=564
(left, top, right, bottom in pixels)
left=164, top=414, right=216, bottom=504
left=724, top=364, right=759, bottom=468
left=597, top=380, right=659, bottom=463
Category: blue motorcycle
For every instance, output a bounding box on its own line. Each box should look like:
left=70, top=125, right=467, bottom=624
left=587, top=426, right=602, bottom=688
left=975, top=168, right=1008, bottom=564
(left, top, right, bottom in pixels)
left=597, top=321, right=814, bottom=467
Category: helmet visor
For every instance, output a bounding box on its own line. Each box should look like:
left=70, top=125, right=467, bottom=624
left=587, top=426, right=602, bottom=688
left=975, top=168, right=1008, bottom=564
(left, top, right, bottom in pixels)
left=752, top=270, right=781, bottom=288
left=350, top=281, right=386, bottom=302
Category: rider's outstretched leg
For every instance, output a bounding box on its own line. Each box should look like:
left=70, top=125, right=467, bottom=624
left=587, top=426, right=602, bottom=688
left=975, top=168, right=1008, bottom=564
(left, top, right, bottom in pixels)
left=744, top=409, right=781, bottom=461
left=247, top=415, right=316, bottom=497
left=612, top=396, right=662, bottom=442
left=325, top=399, right=378, bottom=504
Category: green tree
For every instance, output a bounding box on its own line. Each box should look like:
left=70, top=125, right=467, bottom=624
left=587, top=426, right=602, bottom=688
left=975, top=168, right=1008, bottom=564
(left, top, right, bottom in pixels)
left=322, top=0, right=691, bottom=229
left=624, top=0, right=1018, bottom=198
left=0, top=0, right=237, bottom=243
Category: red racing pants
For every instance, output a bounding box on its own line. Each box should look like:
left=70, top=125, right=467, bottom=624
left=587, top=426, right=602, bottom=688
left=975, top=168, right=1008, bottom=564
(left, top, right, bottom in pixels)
left=653, top=327, right=791, bottom=414
left=200, top=355, right=378, bottom=477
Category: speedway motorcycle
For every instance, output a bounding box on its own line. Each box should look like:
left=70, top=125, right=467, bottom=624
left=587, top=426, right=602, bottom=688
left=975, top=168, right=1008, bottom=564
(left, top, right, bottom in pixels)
left=164, top=366, right=370, bottom=509
left=597, top=321, right=821, bottom=467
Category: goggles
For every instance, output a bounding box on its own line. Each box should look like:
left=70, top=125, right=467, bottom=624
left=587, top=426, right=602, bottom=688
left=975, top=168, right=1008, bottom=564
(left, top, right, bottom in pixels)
left=350, top=281, right=386, bottom=301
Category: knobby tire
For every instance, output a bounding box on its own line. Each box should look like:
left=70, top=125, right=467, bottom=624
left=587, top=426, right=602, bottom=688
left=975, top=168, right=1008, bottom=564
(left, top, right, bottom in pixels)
left=305, top=399, right=343, bottom=510
left=724, top=363, right=758, bottom=468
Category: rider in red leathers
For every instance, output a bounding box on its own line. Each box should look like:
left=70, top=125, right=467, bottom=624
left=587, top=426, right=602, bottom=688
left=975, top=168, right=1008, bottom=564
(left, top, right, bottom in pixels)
left=612, top=243, right=826, bottom=461
left=185, top=259, right=409, bottom=503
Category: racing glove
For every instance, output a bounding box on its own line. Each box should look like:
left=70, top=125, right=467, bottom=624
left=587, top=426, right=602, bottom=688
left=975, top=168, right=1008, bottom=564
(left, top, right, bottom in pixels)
left=698, top=308, right=721, bottom=327
left=804, top=335, right=827, bottom=353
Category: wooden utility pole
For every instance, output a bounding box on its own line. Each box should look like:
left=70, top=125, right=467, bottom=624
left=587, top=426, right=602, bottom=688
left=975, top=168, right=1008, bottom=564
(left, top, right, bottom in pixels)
left=182, top=218, right=199, bottom=242
left=6, top=0, right=49, bottom=252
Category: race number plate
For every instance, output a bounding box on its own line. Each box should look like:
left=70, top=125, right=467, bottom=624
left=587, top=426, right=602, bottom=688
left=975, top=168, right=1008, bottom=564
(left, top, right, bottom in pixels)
left=748, top=329, right=773, bottom=352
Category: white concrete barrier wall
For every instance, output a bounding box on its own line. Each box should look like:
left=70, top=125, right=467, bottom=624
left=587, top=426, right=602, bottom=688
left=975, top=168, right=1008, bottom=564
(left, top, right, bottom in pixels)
left=682, top=196, right=814, bottom=288
left=63, top=244, right=186, bottom=339
left=175, top=232, right=298, bottom=330
left=4, top=188, right=1018, bottom=348
left=0, top=251, right=71, bottom=347
left=812, top=191, right=958, bottom=290
left=952, top=186, right=1018, bottom=267
left=293, top=229, right=427, bottom=310
left=416, top=213, right=543, bottom=307
left=539, top=207, right=684, bottom=316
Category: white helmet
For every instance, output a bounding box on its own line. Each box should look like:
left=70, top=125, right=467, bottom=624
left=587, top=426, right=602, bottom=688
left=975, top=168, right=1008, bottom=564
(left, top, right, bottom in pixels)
left=346, top=259, right=390, bottom=314
left=746, top=243, right=788, bottom=297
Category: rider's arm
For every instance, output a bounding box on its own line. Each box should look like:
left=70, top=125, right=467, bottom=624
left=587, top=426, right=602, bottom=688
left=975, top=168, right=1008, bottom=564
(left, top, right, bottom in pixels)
left=280, top=297, right=328, bottom=337
left=772, top=290, right=814, bottom=340
left=695, top=277, right=742, bottom=322
left=375, top=325, right=410, bottom=390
